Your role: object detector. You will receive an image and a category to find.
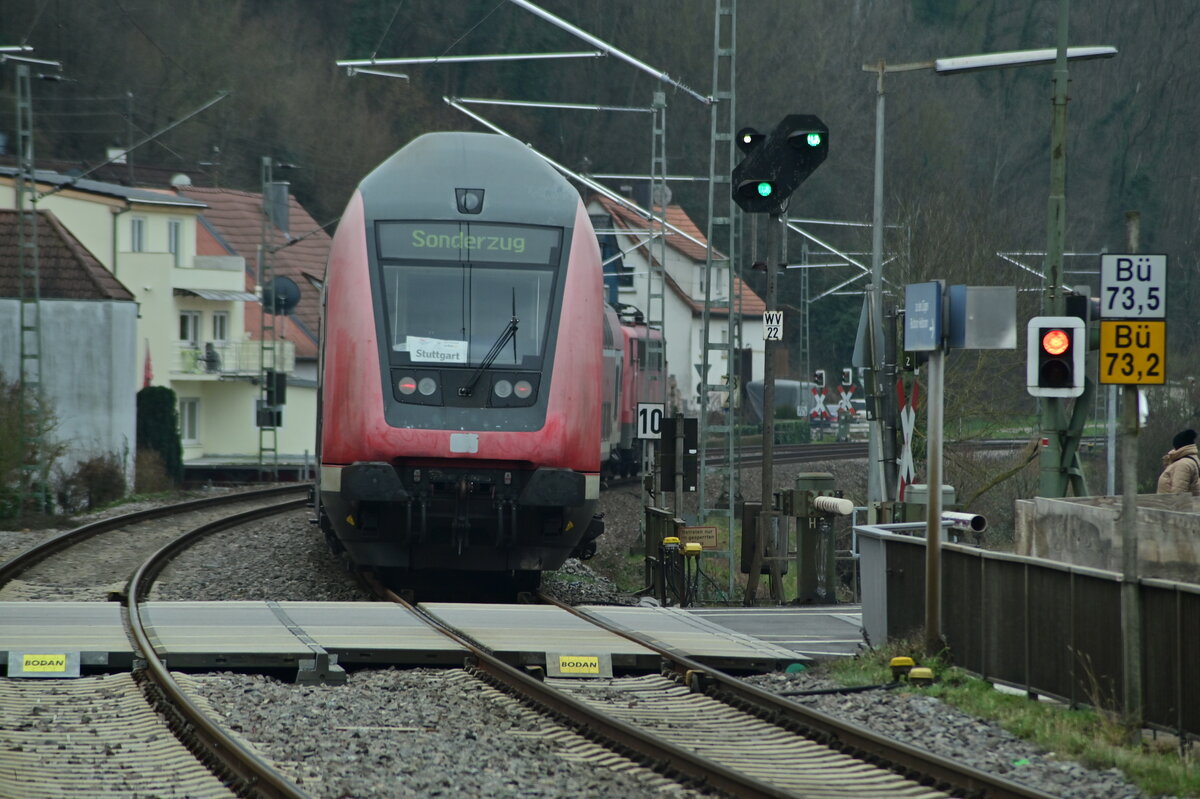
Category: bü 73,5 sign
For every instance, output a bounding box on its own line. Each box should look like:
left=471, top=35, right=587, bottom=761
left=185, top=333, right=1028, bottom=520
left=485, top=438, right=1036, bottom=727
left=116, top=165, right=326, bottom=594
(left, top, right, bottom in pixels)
left=1099, top=320, right=1165, bottom=385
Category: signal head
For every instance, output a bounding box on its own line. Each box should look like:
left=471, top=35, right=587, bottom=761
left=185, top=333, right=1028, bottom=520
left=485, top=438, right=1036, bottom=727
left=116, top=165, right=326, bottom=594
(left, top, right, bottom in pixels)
left=787, top=129, right=825, bottom=149
left=736, top=127, right=765, bottom=154
left=1026, top=316, right=1085, bottom=397
left=733, top=178, right=781, bottom=213
left=1041, top=328, right=1071, bottom=357
left=731, top=114, right=828, bottom=213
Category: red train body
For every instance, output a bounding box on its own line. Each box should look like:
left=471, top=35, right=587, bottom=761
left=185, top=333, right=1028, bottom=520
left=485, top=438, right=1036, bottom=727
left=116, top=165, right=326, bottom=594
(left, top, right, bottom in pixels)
left=318, top=132, right=606, bottom=589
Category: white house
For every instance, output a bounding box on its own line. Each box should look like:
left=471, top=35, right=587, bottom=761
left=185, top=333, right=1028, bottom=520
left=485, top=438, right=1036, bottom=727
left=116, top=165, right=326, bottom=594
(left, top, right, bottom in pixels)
left=0, top=208, right=137, bottom=482
left=587, top=193, right=765, bottom=414
left=0, top=169, right=314, bottom=479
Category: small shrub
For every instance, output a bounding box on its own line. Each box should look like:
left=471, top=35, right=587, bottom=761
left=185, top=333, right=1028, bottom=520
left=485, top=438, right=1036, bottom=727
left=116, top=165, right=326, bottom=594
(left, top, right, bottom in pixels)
left=134, top=449, right=174, bottom=495
left=774, top=419, right=812, bottom=445
left=57, top=454, right=127, bottom=513
left=0, top=370, right=66, bottom=519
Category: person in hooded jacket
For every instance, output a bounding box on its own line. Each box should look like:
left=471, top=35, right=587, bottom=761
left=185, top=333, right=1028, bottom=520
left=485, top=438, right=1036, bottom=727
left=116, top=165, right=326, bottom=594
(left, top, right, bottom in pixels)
left=1156, top=428, right=1200, bottom=495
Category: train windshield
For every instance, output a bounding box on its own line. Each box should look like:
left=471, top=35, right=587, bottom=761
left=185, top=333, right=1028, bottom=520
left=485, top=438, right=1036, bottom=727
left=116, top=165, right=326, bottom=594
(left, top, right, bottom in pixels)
left=376, top=221, right=562, bottom=368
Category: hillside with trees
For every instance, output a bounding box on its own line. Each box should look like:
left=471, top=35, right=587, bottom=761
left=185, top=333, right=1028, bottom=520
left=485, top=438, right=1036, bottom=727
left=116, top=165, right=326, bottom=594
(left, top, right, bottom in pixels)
left=3, top=0, right=1197, bottom=435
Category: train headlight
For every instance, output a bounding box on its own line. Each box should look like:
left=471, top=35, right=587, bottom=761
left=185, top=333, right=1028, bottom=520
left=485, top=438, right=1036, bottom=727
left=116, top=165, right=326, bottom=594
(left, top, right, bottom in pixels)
left=493, top=379, right=513, bottom=399
left=397, top=376, right=418, bottom=395
left=514, top=380, right=533, bottom=399
left=418, top=377, right=437, bottom=396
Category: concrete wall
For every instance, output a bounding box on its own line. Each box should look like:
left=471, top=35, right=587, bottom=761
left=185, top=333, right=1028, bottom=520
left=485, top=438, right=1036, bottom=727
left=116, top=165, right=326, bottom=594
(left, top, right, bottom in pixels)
left=1014, top=494, right=1200, bottom=583
left=0, top=298, right=138, bottom=482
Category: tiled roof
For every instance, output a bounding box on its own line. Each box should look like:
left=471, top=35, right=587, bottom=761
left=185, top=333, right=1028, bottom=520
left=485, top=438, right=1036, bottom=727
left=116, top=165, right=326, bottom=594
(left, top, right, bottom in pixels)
left=592, top=194, right=726, bottom=263
left=178, top=186, right=328, bottom=359
left=0, top=167, right=206, bottom=209
left=590, top=194, right=762, bottom=317
left=0, top=209, right=134, bottom=301
left=664, top=268, right=766, bottom=317
left=0, top=156, right=211, bottom=191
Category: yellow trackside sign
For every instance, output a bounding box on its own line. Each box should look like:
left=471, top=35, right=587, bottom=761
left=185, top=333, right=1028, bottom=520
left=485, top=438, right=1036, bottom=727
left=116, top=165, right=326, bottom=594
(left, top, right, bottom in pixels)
left=558, top=655, right=600, bottom=674
left=546, top=652, right=612, bottom=679
left=1099, top=320, right=1166, bottom=385
left=7, top=651, right=81, bottom=678
left=24, top=654, right=67, bottom=672
left=24, top=652, right=66, bottom=667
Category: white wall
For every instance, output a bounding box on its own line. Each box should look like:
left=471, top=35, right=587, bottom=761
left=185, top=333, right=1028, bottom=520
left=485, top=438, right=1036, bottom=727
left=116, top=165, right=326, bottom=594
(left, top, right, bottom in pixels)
left=0, top=298, right=137, bottom=482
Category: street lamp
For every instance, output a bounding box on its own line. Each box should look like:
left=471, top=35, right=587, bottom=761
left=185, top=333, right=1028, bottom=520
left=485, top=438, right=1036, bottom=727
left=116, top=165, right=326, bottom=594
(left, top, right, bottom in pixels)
left=861, top=44, right=1117, bottom=513
left=864, top=37, right=1116, bottom=658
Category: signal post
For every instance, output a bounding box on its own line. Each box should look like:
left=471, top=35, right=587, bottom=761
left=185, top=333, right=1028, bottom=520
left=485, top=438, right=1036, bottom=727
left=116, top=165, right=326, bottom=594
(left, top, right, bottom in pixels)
left=731, top=114, right=828, bottom=605
left=1099, top=214, right=1165, bottom=731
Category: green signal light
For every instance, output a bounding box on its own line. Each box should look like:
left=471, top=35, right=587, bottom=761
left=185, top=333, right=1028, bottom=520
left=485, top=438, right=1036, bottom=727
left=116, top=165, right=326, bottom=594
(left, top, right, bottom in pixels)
left=806, top=132, right=822, bottom=147
left=756, top=182, right=773, bottom=197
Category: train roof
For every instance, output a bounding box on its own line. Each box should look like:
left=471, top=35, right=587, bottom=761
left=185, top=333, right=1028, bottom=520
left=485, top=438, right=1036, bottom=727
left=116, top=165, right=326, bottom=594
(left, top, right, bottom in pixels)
left=358, top=132, right=581, bottom=227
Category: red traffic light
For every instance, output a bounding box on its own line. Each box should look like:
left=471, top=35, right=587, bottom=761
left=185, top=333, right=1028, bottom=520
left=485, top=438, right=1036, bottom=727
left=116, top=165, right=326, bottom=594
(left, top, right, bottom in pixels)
left=1041, top=328, right=1070, bottom=356
left=1026, top=316, right=1084, bottom=398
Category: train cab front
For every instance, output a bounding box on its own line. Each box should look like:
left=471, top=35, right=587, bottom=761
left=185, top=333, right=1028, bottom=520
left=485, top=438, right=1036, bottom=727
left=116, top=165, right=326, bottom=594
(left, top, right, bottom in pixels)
left=319, top=133, right=605, bottom=583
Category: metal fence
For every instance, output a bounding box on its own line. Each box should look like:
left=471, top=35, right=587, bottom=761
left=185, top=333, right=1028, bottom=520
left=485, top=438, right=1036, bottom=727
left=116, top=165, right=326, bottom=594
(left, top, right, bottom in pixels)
left=172, top=340, right=296, bottom=376
left=857, top=525, right=1200, bottom=740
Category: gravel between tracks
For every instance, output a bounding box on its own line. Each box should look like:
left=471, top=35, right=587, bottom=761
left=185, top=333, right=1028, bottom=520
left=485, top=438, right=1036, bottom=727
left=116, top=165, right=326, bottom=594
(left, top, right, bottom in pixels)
left=0, top=473, right=1165, bottom=797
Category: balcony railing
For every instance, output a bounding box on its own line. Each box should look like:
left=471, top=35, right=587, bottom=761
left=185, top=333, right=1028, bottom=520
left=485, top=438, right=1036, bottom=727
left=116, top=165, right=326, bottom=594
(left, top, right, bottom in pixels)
left=172, top=340, right=295, bottom=377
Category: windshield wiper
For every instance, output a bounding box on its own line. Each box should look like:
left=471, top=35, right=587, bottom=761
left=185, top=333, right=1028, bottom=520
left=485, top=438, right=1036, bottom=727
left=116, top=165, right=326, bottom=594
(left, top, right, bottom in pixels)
left=460, top=292, right=519, bottom=397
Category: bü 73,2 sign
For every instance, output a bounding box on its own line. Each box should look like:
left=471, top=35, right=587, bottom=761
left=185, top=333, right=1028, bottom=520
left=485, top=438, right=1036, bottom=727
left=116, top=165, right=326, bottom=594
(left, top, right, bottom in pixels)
left=1099, top=320, right=1165, bottom=385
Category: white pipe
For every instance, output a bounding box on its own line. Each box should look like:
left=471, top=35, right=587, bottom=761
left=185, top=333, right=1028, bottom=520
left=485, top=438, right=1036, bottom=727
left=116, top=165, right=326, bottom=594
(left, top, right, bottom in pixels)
left=813, top=496, right=855, bottom=516
left=942, top=510, right=987, bottom=533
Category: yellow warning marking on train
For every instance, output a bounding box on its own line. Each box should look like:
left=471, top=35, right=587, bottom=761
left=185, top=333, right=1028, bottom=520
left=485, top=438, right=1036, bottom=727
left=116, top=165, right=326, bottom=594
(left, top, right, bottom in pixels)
left=23, top=654, right=67, bottom=672
left=557, top=655, right=600, bottom=674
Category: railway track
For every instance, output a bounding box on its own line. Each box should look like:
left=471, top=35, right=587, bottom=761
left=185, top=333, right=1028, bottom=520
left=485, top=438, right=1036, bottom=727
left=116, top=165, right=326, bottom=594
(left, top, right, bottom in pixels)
left=351, top=574, right=1055, bottom=798
left=0, top=485, right=307, bottom=601
left=1, top=472, right=1065, bottom=798
left=0, top=486, right=311, bottom=799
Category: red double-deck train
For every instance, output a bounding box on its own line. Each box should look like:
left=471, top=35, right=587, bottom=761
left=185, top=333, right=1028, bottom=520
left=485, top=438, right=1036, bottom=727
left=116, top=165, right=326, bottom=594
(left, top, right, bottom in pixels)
left=317, top=131, right=662, bottom=594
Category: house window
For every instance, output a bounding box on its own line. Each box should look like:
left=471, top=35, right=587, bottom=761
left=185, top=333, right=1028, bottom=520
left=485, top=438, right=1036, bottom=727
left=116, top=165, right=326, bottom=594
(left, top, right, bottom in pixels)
left=212, top=311, right=228, bottom=342
left=167, top=219, right=182, bottom=266
left=130, top=217, right=146, bottom=253
left=179, top=398, right=199, bottom=443
left=179, top=311, right=200, bottom=347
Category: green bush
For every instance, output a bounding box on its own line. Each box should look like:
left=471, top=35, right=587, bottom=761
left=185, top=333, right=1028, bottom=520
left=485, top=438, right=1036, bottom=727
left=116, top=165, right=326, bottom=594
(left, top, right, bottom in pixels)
left=136, top=386, right=183, bottom=486
left=0, top=371, right=65, bottom=519
left=774, top=419, right=812, bottom=444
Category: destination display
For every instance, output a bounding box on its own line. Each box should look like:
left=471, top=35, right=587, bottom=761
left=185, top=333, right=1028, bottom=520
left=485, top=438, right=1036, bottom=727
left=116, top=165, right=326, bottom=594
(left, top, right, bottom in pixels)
left=378, top=221, right=562, bottom=265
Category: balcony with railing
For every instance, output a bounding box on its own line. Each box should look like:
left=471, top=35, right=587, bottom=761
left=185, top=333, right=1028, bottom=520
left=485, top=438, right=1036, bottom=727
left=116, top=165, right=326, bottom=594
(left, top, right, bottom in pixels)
left=172, top=340, right=295, bottom=377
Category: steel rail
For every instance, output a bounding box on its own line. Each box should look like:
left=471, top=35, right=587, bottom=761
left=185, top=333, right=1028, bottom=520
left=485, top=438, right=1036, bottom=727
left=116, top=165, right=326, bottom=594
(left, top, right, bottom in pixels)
left=124, top=494, right=312, bottom=799
left=0, top=484, right=307, bottom=586
left=362, top=576, right=795, bottom=799
left=539, top=594, right=1059, bottom=799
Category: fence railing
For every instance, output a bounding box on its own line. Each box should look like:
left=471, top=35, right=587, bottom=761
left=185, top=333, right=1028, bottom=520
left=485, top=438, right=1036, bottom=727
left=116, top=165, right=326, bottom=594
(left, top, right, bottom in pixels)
left=171, top=340, right=295, bottom=377
left=857, top=524, right=1199, bottom=740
